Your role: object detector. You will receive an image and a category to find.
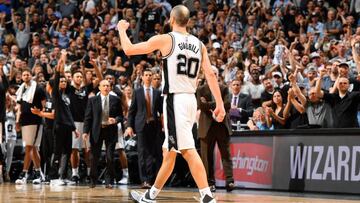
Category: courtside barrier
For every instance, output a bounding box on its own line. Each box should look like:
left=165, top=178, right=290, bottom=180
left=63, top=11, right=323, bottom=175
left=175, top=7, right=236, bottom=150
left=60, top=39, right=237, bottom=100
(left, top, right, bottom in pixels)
left=215, top=129, right=360, bottom=194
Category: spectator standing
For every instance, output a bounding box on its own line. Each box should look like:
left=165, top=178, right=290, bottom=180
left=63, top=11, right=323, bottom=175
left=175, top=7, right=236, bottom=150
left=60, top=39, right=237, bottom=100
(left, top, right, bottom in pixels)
left=126, top=69, right=163, bottom=189
left=11, top=8, right=30, bottom=58
left=68, top=69, right=96, bottom=184
left=59, top=0, right=77, bottom=18
left=83, top=79, right=123, bottom=188
left=51, top=50, right=79, bottom=185
left=316, top=70, right=360, bottom=128
left=31, top=79, right=55, bottom=182
left=196, top=67, right=234, bottom=193
left=3, top=93, right=17, bottom=182
left=15, top=68, right=46, bottom=185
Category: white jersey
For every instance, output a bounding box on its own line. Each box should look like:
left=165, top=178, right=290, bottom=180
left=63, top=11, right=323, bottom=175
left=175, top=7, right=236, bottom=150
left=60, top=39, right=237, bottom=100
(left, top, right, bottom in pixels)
left=5, top=110, right=17, bottom=141
left=162, top=31, right=202, bottom=94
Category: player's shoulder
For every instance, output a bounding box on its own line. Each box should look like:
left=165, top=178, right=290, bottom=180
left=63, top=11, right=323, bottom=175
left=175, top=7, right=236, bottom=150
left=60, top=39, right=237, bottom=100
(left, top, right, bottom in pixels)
left=151, top=33, right=172, bottom=41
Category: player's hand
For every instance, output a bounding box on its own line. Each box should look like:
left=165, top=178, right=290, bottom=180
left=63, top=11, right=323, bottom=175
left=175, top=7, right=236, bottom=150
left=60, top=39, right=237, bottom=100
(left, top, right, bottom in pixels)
left=108, top=117, right=116, bottom=125
left=212, top=104, right=226, bottom=122
left=15, top=122, right=21, bottom=132
left=74, top=130, right=80, bottom=138
left=82, top=133, right=89, bottom=141
left=117, top=20, right=130, bottom=31
left=31, top=107, right=41, bottom=116
left=125, top=127, right=134, bottom=137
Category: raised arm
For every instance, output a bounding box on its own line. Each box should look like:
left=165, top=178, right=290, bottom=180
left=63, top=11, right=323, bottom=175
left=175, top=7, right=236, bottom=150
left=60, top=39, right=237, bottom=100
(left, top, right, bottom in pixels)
left=316, top=70, right=325, bottom=98
left=288, top=73, right=306, bottom=106
left=89, top=59, right=103, bottom=87
left=117, top=20, right=170, bottom=56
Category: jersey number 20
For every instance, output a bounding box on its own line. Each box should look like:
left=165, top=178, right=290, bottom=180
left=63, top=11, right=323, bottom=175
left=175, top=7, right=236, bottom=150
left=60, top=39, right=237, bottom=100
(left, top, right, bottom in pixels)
left=177, top=54, right=199, bottom=78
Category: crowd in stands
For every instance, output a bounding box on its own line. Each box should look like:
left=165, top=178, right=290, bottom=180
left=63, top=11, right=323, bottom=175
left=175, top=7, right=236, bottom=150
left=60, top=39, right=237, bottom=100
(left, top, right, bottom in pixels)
left=0, top=0, right=360, bottom=186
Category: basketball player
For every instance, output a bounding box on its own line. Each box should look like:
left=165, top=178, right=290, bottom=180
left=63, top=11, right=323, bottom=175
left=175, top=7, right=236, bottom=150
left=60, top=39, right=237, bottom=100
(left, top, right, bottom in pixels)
left=118, top=5, right=225, bottom=203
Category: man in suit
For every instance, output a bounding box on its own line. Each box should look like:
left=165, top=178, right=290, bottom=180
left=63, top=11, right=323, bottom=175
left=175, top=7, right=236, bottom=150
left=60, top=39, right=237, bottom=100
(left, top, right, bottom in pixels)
left=83, top=80, right=123, bottom=188
left=197, top=66, right=234, bottom=192
left=229, top=79, right=254, bottom=128
left=126, top=68, right=163, bottom=189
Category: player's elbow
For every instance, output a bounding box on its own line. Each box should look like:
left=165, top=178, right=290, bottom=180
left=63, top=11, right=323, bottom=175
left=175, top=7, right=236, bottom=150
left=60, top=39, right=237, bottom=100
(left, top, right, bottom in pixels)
left=123, top=48, right=133, bottom=56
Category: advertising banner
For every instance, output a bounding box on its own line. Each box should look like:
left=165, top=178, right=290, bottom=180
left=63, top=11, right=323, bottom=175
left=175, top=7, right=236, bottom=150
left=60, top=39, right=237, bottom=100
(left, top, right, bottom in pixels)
left=272, top=135, right=360, bottom=194
left=215, top=137, right=273, bottom=188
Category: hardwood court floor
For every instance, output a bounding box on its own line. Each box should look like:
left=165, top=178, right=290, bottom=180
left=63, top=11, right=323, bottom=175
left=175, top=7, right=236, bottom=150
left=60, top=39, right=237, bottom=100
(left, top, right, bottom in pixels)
left=0, top=183, right=359, bottom=203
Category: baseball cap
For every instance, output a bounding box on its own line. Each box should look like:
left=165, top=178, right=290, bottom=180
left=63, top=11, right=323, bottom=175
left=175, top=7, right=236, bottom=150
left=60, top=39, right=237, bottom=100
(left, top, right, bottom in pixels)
left=272, top=71, right=282, bottom=78
left=310, top=52, right=320, bottom=59
left=338, top=62, right=349, bottom=68
left=213, top=42, right=221, bottom=49
left=307, top=66, right=317, bottom=73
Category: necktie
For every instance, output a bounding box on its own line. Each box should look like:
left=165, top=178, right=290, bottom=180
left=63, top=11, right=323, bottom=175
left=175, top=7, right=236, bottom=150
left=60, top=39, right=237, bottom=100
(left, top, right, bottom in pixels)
left=233, top=96, right=237, bottom=106
left=102, top=96, right=109, bottom=124
left=145, top=88, right=152, bottom=120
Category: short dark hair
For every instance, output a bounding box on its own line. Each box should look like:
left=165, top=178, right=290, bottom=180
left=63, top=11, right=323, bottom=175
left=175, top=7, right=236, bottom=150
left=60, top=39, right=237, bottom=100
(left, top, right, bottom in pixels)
left=142, top=68, right=153, bottom=75
left=22, top=68, right=32, bottom=74
left=72, top=69, right=83, bottom=76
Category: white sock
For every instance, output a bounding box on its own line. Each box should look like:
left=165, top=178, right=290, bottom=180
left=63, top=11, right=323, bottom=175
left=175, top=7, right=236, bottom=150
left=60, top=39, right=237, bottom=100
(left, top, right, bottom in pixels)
left=0, top=165, right=2, bottom=175
left=122, top=168, right=128, bottom=177
left=199, top=187, right=213, bottom=198
left=87, top=168, right=91, bottom=176
left=72, top=168, right=79, bottom=176
left=149, top=186, right=161, bottom=199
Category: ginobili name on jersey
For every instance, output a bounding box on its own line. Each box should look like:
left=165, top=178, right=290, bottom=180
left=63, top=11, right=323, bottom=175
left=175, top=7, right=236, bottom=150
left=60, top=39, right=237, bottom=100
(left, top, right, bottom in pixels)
left=178, top=42, right=199, bottom=54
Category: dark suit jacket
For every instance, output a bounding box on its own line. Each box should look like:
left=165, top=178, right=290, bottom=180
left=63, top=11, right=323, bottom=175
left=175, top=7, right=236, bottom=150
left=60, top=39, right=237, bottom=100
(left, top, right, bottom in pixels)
left=197, top=84, right=232, bottom=139
left=83, top=94, right=123, bottom=144
left=127, top=86, right=162, bottom=133
left=229, top=93, right=254, bottom=124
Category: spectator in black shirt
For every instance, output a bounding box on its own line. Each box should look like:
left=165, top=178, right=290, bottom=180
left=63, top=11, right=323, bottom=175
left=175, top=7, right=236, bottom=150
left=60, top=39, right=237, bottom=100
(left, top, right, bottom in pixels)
left=68, top=67, right=99, bottom=183
left=31, top=79, right=56, bottom=181
left=316, top=71, right=360, bottom=128
left=51, top=50, right=80, bottom=185
left=15, top=68, right=46, bottom=185
left=261, top=77, right=275, bottom=104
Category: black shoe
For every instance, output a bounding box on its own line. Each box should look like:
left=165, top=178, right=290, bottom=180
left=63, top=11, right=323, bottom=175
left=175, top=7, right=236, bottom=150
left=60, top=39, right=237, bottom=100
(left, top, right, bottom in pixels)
left=210, top=185, right=216, bottom=192
left=42, top=176, right=50, bottom=185
left=15, top=172, right=28, bottom=185
left=83, top=175, right=91, bottom=184
left=4, top=172, right=10, bottom=182
left=226, top=182, right=235, bottom=192
left=32, top=170, right=43, bottom=184
left=71, top=175, right=80, bottom=183
left=201, top=194, right=216, bottom=203
left=89, top=179, right=96, bottom=188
